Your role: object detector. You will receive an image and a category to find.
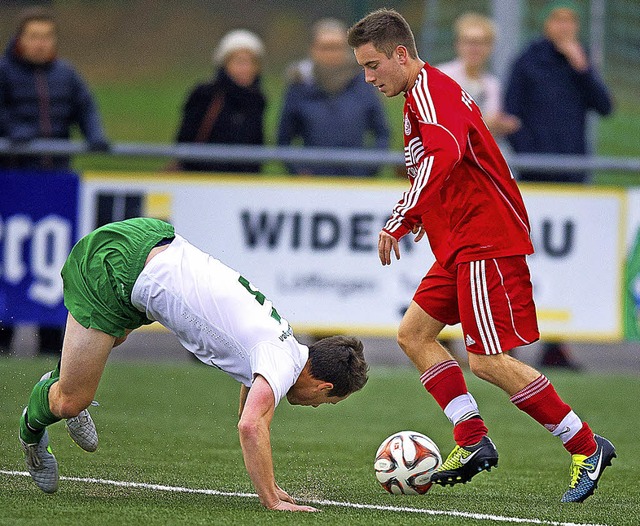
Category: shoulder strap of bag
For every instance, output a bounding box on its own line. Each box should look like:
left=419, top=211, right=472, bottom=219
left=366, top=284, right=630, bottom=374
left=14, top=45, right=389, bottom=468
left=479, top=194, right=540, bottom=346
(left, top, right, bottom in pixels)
left=194, top=90, right=225, bottom=143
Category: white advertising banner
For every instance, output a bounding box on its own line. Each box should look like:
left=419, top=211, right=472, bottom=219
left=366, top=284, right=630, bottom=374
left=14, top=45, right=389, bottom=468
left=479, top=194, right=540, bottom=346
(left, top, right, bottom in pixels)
left=82, top=174, right=624, bottom=340
left=521, top=187, right=623, bottom=340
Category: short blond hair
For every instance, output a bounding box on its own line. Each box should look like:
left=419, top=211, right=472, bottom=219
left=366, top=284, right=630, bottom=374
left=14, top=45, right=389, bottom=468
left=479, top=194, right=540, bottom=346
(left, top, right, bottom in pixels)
left=454, top=12, right=496, bottom=42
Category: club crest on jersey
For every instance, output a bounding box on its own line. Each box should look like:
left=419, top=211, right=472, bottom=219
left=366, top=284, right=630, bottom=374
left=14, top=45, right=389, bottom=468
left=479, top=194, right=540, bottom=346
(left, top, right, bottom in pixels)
left=404, top=113, right=411, bottom=135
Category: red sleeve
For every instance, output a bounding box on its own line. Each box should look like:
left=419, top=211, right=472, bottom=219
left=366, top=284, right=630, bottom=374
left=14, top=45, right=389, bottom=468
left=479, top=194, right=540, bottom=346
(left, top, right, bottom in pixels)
left=384, top=74, right=469, bottom=240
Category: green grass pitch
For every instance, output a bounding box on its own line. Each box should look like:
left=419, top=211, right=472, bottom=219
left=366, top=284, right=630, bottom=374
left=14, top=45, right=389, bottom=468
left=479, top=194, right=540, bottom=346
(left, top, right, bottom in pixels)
left=1, top=357, right=638, bottom=525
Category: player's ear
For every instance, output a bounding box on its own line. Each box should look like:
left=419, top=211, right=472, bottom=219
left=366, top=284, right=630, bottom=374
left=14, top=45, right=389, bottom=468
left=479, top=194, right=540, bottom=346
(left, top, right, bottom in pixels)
left=396, top=45, right=408, bottom=62
left=318, top=382, right=334, bottom=393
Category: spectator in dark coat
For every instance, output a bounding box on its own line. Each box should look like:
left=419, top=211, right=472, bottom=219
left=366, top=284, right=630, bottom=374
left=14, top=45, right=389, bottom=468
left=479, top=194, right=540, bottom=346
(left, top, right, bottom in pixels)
left=504, top=0, right=613, bottom=183
left=504, top=1, right=613, bottom=369
left=0, top=8, right=109, bottom=170
left=277, top=18, right=390, bottom=177
left=0, top=8, right=109, bottom=357
left=176, top=29, right=266, bottom=173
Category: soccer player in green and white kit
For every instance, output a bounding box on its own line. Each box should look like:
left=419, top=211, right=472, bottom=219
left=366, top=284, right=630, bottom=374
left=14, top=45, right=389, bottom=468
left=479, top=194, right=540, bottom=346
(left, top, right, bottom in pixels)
left=19, top=217, right=368, bottom=512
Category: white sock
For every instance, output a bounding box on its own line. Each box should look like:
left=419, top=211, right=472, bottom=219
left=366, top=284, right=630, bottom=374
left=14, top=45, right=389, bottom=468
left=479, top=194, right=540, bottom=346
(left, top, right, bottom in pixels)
left=444, top=393, right=480, bottom=425
left=549, top=410, right=583, bottom=444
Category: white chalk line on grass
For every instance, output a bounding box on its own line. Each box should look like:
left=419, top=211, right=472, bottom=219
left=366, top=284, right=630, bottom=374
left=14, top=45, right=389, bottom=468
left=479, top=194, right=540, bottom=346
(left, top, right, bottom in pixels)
left=1, top=469, right=606, bottom=526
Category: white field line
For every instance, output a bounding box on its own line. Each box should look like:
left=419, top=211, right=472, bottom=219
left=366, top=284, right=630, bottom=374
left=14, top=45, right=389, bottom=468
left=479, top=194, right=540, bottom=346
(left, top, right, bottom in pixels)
left=0, top=469, right=607, bottom=526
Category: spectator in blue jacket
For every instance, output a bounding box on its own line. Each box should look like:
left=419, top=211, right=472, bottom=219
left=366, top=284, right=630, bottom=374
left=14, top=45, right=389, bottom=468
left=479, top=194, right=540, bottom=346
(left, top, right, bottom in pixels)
left=0, top=7, right=109, bottom=357
left=0, top=7, right=109, bottom=171
left=277, top=18, right=390, bottom=177
left=504, top=1, right=613, bottom=369
left=504, top=0, right=613, bottom=183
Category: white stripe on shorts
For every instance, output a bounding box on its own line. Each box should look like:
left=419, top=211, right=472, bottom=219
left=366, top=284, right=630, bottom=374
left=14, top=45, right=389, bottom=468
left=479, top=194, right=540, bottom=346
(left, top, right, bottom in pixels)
left=470, top=260, right=502, bottom=355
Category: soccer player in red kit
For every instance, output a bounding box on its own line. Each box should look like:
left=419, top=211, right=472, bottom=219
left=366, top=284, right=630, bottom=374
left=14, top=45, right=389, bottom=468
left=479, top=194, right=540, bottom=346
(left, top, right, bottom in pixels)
left=348, top=8, right=615, bottom=503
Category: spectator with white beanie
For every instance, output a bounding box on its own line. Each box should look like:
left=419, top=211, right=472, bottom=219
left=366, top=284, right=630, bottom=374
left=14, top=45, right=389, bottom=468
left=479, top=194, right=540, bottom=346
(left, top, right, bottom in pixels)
left=175, top=29, right=266, bottom=173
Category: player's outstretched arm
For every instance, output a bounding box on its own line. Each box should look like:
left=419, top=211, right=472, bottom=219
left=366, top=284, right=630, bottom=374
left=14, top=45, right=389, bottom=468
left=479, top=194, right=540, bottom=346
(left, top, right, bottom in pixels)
left=238, top=375, right=319, bottom=512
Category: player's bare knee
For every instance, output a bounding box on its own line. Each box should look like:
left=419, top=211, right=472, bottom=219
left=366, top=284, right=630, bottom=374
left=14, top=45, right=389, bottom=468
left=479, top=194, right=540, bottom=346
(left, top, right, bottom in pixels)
left=397, top=324, right=419, bottom=353
left=400, top=323, right=437, bottom=347
left=52, top=393, right=89, bottom=418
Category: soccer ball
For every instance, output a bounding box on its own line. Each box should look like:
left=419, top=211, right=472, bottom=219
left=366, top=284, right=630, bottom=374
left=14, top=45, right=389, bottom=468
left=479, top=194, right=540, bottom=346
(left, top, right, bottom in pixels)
left=374, top=431, right=442, bottom=495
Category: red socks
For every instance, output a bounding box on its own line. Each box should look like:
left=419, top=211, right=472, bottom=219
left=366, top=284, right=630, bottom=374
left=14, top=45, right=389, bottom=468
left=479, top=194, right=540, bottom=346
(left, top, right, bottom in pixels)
left=421, top=360, right=487, bottom=446
left=421, top=366, right=596, bottom=455
left=510, top=375, right=596, bottom=456
left=420, top=360, right=467, bottom=410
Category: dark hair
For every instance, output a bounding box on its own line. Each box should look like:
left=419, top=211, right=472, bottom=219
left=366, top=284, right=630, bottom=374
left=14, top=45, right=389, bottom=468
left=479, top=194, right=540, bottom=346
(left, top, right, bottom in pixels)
left=17, top=7, right=56, bottom=37
left=307, top=336, right=368, bottom=397
left=347, top=8, right=418, bottom=59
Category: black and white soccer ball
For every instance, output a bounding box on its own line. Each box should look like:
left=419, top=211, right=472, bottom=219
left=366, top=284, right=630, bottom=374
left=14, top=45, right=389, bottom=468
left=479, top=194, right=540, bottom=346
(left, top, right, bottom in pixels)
left=374, top=431, right=442, bottom=495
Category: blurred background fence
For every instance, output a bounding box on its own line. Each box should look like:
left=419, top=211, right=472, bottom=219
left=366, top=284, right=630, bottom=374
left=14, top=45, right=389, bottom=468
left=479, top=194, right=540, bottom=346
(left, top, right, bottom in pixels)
left=1, top=138, right=640, bottom=174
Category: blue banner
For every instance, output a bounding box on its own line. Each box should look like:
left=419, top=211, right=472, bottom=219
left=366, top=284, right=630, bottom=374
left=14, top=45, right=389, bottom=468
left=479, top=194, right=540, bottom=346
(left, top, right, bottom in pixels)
left=0, top=170, right=79, bottom=326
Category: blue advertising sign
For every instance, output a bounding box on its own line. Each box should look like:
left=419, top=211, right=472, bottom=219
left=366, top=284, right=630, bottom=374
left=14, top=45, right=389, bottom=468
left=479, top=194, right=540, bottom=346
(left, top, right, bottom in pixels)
left=0, top=170, right=79, bottom=325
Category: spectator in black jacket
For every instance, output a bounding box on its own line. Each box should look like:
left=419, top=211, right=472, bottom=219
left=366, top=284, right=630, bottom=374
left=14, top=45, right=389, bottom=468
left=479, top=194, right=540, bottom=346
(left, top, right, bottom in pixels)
left=0, top=7, right=109, bottom=357
left=176, top=30, right=266, bottom=173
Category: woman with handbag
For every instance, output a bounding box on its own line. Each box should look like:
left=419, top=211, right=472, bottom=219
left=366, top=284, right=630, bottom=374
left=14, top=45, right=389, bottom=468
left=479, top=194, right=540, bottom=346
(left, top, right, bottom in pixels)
left=176, top=30, right=266, bottom=173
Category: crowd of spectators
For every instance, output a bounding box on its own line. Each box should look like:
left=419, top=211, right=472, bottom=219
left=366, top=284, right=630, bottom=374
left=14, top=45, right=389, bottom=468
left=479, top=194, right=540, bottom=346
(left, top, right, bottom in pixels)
left=0, top=3, right=614, bottom=368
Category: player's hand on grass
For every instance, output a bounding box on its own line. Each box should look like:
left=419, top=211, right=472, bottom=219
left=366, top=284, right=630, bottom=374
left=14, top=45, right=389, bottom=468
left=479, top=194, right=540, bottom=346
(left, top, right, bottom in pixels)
left=268, top=483, right=319, bottom=511
left=268, top=500, right=320, bottom=512
left=378, top=230, right=400, bottom=266
left=275, top=483, right=296, bottom=504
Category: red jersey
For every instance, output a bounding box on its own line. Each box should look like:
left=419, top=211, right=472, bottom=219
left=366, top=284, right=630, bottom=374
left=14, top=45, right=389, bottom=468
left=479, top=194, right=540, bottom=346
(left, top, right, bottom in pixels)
left=384, top=63, right=534, bottom=271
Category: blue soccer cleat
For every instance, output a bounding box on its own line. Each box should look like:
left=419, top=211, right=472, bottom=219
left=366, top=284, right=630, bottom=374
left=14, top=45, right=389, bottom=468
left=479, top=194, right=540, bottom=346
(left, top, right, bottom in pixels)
left=561, top=434, right=616, bottom=503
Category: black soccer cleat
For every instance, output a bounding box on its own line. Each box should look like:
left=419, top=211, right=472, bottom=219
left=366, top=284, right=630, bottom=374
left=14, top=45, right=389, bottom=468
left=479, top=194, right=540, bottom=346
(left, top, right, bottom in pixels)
left=431, top=436, right=498, bottom=486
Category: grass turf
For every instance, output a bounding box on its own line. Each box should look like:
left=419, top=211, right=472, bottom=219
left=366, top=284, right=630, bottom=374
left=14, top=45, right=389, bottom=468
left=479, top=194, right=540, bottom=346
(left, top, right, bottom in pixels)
left=1, top=357, right=638, bottom=525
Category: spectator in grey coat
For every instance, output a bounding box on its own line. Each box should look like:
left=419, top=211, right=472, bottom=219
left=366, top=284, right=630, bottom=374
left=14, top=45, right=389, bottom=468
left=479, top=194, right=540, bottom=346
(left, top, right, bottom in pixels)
left=277, top=18, right=390, bottom=177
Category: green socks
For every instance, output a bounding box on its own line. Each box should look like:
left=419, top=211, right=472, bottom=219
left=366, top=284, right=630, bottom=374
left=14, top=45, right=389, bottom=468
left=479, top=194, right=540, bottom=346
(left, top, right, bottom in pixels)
left=20, top=377, right=62, bottom=444
left=51, top=360, right=61, bottom=380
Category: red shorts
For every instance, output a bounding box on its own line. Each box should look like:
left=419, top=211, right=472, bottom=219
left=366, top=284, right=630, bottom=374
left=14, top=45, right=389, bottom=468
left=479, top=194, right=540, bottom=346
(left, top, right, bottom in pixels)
left=413, top=256, right=539, bottom=355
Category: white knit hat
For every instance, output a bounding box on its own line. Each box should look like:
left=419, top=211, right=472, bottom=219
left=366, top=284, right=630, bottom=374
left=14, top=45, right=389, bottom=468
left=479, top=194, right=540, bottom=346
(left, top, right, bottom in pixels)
left=213, top=29, right=265, bottom=66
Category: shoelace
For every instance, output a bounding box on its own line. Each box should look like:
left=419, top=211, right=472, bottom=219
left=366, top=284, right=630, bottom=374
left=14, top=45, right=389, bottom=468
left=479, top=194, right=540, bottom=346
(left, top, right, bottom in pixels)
left=440, top=445, right=464, bottom=470
left=568, top=455, right=594, bottom=488
left=67, top=402, right=98, bottom=425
